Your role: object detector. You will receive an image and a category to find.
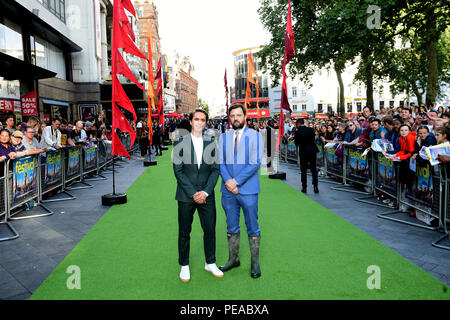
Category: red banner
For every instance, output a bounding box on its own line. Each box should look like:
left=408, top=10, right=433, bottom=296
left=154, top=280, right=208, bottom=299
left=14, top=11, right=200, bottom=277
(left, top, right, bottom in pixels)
left=247, top=108, right=270, bottom=118
left=21, top=90, right=38, bottom=116
left=0, top=99, right=14, bottom=112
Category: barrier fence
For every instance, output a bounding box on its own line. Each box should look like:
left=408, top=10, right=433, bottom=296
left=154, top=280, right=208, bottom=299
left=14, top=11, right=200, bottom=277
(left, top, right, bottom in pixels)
left=0, top=133, right=137, bottom=242
left=280, top=139, right=450, bottom=250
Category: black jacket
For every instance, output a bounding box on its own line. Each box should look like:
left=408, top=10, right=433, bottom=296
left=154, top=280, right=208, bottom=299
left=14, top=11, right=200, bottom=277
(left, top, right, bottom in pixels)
left=173, top=135, right=219, bottom=202
left=294, top=125, right=319, bottom=157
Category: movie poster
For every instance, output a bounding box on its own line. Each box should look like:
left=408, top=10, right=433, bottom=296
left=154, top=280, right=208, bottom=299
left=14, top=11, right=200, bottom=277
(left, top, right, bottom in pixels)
left=126, top=135, right=131, bottom=150
left=316, top=139, right=324, bottom=168
left=84, top=147, right=97, bottom=170
left=106, top=142, right=112, bottom=157
left=287, top=140, right=296, bottom=160
left=67, top=148, right=80, bottom=177
left=13, top=156, right=37, bottom=201
left=347, top=147, right=369, bottom=182
left=325, top=144, right=342, bottom=174
left=376, top=152, right=396, bottom=195
left=405, top=160, right=433, bottom=210
left=45, top=150, right=62, bottom=185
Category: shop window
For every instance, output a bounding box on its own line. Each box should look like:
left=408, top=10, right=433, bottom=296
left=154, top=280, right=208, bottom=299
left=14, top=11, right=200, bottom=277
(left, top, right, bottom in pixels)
left=0, top=19, right=23, bottom=61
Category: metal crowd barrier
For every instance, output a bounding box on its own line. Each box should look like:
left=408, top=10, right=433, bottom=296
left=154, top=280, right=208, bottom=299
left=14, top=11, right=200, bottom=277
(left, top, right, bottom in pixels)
left=82, top=144, right=107, bottom=182
left=330, top=145, right=373, bottom=195
left=355, top=151, right=400, bottom=209
left=432, top=164, right=449, bottom=250
left=7, top=155, right=53, bottom=221
left=40, top=150, right=76, bottom=203
left=376, top=158, right=441, bottom=231
left=322, top=143, right=346, bottom=185
left=278, top=141, right=450, bottom=250
left=0, top=162, right=19, bottom=241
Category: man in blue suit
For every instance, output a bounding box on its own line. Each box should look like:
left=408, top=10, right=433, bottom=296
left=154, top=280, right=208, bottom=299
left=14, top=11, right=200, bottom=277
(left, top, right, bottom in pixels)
left=218, top=104, right=263, bottom=278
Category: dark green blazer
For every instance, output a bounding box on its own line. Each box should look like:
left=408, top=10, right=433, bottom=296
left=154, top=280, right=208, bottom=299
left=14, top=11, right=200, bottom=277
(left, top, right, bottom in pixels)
left=173, top=134, right=219, bottom=203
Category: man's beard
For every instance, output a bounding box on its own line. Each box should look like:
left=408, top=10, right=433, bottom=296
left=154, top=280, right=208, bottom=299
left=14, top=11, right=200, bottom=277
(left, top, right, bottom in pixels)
left=232, top=120, right=244, bottom=130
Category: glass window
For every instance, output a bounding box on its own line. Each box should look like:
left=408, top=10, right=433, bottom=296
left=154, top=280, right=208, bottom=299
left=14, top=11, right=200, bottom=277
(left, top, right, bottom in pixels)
left=42, top=0, right=65, bottom=23
left=347, top=103, right=352, bottom=112
left=318, top=104, right=323, bottom=113
left=327, top=104, right=332, bottom=113
left=292, top=87, right=297, bottom=97
left=389, top=100, right=394, bottom=107
left=379, top=101, right=384, bottom=108
left=0, top=20, right=23, bottom=61
left=357, top=102, right=362, bottom=112
left=292, top=105, right=297, bottom=111
left=302, top=104, right=307, bottom=111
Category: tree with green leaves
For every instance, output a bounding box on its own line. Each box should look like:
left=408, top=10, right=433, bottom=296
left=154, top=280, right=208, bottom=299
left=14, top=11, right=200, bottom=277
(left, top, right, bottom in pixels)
left=198, top=98, right=210, bottom=114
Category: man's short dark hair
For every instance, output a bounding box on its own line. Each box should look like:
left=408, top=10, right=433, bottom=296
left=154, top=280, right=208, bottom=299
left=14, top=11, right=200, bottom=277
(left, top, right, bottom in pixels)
left=296, top=118, right=304, bottom=125
left=228, top=104, right=246, bottom=116
left=417, top=126, right=430, bottom=133
left=25, top=126, right=35, bottom=132
left=189, top=109, right=209, bottom=122
left=403, top=108, right=411, bottom=114
left=53, top=117, right=61, bottom=123
left=369, top=118, right=381, bottom=125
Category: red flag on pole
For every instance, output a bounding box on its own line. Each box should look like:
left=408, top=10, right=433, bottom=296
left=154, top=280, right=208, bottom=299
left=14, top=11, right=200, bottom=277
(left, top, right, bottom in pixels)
left=278, top=0, right=296, bottom=151
left=111, top=0, right=147, bottom=158
left=224, top=69, right=230, bottom=129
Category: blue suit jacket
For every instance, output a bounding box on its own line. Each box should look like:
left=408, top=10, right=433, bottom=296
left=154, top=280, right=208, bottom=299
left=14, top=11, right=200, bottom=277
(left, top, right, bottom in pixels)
left=218, top=126, right=263, bottom=195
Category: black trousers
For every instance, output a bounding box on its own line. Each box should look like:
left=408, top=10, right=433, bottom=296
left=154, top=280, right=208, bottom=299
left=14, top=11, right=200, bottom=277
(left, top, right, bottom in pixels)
left=139, top=137, right=149, bottom=157
left=300, top=154, right=318, bottom=188
left=178, top=197, right=216, bottom=266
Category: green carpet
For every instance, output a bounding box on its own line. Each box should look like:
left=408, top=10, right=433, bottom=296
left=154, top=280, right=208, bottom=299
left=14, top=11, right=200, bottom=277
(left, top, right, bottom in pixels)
left=30, top=147, right=449, bottom=300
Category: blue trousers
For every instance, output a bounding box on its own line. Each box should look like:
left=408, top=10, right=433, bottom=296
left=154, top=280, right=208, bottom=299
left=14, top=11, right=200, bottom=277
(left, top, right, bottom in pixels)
left=221, top=193, right=260, bottom=236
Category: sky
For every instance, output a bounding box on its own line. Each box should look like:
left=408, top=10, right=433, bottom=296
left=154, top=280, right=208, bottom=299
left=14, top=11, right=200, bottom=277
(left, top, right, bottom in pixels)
left=154, top=0, right=271, bottom=114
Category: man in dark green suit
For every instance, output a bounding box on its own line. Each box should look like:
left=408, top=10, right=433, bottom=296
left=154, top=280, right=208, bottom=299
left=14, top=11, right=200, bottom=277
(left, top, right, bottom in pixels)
left=173, top=109, right=223, bottom=282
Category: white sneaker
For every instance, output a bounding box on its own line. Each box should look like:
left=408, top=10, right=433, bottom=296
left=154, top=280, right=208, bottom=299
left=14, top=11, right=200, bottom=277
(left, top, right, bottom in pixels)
left=179, top=265, right=190, bottom=282
left=204, top=263, right=224, bottom=278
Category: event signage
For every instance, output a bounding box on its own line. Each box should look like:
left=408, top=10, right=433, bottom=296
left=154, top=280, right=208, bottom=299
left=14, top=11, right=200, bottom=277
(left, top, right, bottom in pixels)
left=347, top=147, right=369, bottom=181
left=315, top=139, right=324, bottom=168
left=84, top=147, right=97, bottom=170
left=325, top=144, right=342, bottom=173
left=376, top=152, right=396, bottom=194
left=405, top=160, right=433, bottom=209
left=21, top=90, right=38, bottom=116
left=67, top=148, right=80, bottom=177
left=45, top=150, right=62, bottom=185
left=13, top=156, right=37, bottom=201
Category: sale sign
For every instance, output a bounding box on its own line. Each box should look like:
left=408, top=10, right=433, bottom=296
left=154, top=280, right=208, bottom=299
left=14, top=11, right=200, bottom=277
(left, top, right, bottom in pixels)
left=0, top=99, right=14, bottom=112
left=21, top=90, right=38, bottom=116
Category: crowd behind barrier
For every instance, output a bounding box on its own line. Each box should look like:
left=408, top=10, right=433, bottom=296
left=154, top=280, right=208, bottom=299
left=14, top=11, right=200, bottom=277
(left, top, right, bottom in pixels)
left=279, top=138, right=450, bottom=250
left=0, top=133, right=138, bottom=242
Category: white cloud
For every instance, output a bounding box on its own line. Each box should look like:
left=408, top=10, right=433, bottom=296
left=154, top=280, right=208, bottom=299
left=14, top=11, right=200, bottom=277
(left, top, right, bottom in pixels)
left=154, top=0, right=270, bottom=113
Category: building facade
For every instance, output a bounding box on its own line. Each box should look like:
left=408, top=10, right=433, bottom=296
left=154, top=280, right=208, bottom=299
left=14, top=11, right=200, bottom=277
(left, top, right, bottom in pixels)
left=0, top=0, right=117, bottom=125
left=167, top=51, right=198, bottom=115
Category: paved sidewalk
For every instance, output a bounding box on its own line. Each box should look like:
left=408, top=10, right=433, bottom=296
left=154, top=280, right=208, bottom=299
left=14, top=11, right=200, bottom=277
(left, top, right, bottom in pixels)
left=0, top=152, right=149, bottom=300
left=278, top=160, right=450, bottom=287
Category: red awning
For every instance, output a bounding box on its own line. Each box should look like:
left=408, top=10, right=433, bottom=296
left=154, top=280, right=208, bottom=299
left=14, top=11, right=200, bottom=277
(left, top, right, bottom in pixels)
left=165, top=112, right=183, bottom=118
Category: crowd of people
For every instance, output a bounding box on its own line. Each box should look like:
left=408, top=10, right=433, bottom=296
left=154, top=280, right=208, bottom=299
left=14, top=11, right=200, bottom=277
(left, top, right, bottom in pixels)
left=0, top=114, right=114, bottom=164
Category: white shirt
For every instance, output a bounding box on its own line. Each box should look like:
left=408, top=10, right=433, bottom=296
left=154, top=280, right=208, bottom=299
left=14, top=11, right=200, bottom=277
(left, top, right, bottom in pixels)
left=190, top=133, right=208, bottom=197
left=191, top=133, right=203, bottom=169
left=233, top=127, right=244, bottom=147
left=41, top=126, right=61, bottom=149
